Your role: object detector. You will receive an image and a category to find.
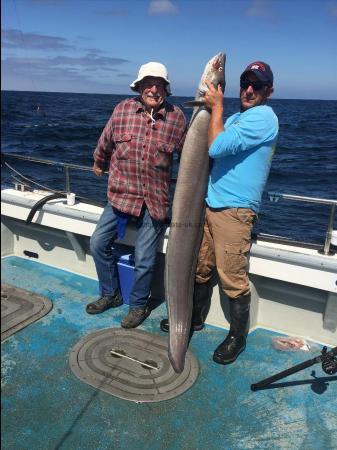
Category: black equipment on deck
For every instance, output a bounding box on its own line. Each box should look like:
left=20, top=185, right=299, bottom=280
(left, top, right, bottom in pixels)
left=251, top=346, right=337, bottom=391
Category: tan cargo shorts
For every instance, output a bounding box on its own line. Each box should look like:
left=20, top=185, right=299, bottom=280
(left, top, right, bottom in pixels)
left=195, top=207, right=257, bottom=299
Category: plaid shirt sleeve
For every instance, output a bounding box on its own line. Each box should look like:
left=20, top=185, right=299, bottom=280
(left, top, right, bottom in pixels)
left=170, top=109, right=187, bottom=164
left=175, top=118, right=187, bottom=154
left=93, top=113, right=116, bottom=171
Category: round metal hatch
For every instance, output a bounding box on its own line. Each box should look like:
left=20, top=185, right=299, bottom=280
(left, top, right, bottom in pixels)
left=69, top=328, right=199, bottom=402
left=1, top=284, right=53, bottom=341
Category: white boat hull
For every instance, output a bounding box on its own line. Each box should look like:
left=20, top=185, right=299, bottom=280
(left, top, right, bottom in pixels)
left=2, top=188, right=336, bottom=345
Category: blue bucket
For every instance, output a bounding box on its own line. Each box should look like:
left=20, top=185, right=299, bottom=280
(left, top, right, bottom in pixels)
left=116, top=253, right=135, bottom=305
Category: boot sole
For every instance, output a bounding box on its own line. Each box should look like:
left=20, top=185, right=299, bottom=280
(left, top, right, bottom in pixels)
left=86, top=309, right=105, bottom=315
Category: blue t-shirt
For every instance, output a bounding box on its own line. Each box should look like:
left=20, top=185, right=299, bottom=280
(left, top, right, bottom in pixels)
left=206, top=105, right=278, bottom=212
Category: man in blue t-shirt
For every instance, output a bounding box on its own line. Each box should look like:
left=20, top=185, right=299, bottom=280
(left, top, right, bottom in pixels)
left=161, top=61, right=278, bottom=365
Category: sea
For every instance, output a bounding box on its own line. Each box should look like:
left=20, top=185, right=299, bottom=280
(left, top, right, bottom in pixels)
left=1, top=90, right=337, bottom=246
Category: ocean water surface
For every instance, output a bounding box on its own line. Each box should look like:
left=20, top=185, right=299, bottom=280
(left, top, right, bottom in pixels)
left=1, top=90, right=337, bottom=245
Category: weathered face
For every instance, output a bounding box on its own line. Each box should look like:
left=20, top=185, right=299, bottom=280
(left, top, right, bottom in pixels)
left=240, top=73, right=273, bottom=112
left=139, top=76, right=167, bottom=111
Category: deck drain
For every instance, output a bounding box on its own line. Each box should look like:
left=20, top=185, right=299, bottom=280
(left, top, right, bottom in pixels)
left=69, top=328, right=199, bottom=402
left=1, top=284, right=53, bottom=341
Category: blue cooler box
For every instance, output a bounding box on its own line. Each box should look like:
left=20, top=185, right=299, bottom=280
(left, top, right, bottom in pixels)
left=117, top=254, right=135, bottom=305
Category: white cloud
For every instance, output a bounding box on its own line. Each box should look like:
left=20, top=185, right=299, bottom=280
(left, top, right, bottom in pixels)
left=148, top=0, right=178, bottom=15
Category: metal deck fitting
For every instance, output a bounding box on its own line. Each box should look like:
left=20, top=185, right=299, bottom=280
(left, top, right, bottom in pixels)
left=1, top=284, right=53, bottom=341
left=69, top=328, right=199, bottom=402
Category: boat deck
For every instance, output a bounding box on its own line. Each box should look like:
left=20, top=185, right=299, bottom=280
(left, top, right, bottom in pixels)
left=1, top=256, right=336, bottom=450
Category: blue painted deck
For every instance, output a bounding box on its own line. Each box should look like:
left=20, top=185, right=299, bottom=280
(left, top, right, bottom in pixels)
left=1, top=256, right=336, bottom=450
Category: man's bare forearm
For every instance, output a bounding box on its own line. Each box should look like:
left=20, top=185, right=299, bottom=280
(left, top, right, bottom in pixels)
left=208, top=104, right=224, bottom=147
left=202, top=80, right=225, bottom=147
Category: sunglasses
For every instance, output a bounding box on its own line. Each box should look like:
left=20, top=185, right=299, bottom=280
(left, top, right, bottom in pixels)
left=240, top=79, right=267, bottom=91
left=141, top=81, right=166, bottom=89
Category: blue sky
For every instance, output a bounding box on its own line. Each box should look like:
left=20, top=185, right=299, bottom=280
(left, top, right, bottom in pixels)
left=2, top=0, right=337, bottom=99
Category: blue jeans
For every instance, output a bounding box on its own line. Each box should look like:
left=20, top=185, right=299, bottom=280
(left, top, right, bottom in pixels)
left=90, top=203, right=165, bottom=308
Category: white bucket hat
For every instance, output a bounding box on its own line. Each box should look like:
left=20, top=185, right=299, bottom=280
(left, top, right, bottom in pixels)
left=130, top=62, right=171, bottom=95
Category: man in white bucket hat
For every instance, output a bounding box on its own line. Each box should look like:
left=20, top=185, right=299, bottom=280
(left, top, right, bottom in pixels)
left=130, top=61, right=171, bottom=94
left=86, top=61, right=187, bottom=329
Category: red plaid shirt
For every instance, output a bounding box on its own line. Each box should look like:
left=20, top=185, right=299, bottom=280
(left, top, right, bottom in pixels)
left=93, top=97, right=187, bottom=221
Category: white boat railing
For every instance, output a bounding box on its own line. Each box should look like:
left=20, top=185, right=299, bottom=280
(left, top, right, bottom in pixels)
left=1, top=152, right=336, bottom=256
left=268, top=191, right=337, bottom=255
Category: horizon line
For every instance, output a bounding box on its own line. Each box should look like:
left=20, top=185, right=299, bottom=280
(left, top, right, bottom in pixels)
left=1, top=89, right=336, bottom=102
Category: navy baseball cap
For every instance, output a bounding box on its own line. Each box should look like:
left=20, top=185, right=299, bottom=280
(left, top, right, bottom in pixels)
left=241, top=61, right=274, bottom=86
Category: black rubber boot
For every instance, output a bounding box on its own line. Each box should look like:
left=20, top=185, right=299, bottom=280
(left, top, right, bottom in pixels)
left=160, top=282, right=211, bottom=333
left=213, top=293, right=251, bottom=365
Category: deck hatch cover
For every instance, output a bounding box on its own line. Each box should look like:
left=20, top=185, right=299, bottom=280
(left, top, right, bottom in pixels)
left=1, top=284, right=53, bottom=341
left=69, top=328, right=199, bottom=402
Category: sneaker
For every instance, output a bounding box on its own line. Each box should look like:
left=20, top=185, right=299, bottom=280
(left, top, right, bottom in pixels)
left=86, top=292, right=123, bottom=314
left=121, top=307, right=150, bottom=329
